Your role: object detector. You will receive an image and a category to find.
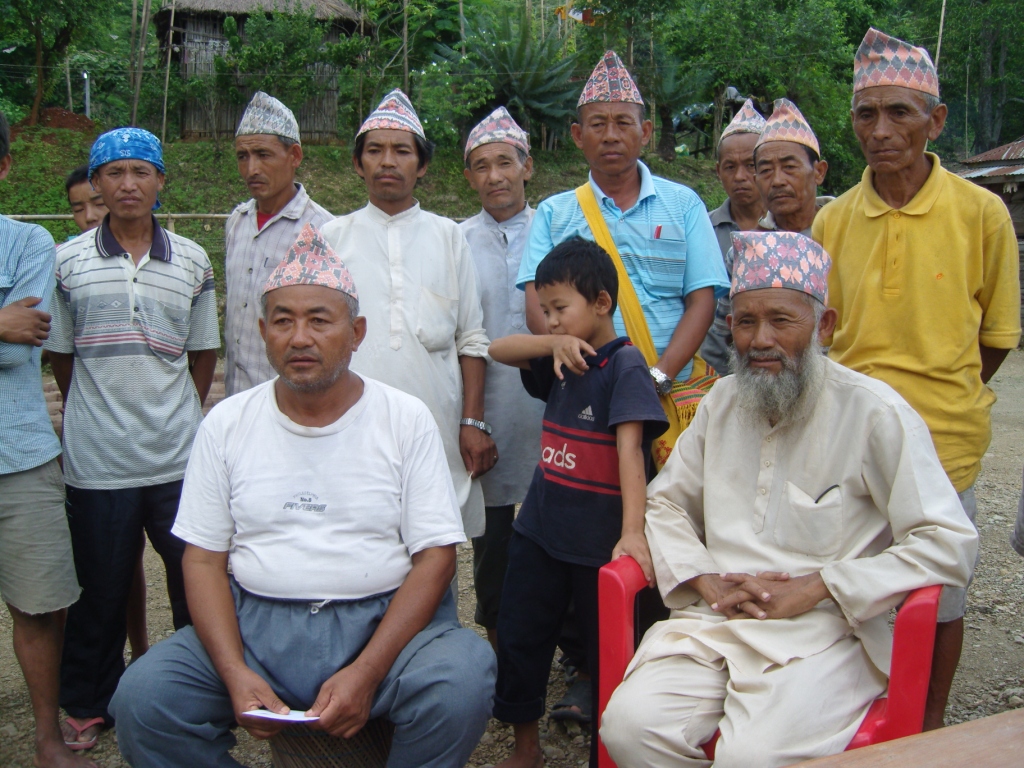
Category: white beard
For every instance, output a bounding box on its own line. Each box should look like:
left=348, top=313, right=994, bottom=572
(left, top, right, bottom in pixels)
left=730, top=335, right=827, bottom=428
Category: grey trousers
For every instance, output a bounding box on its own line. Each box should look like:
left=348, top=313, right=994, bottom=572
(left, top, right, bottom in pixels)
left=109, top=582, right=496, bottom=768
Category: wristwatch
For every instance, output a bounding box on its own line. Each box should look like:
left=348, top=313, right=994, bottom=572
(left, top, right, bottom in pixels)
left=460, top=417, right=493, bottom=435
left=649, top=366, right=673, bottom=396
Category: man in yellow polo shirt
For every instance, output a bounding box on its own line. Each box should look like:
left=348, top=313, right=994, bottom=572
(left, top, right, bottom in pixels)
left=814, top=28, right=1021, bottom=730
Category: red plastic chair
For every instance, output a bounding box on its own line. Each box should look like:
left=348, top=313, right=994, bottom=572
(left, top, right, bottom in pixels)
left=596, top=556, right=941, bottom=767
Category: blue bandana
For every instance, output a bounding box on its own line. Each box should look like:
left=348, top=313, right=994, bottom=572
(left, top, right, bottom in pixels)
left=88, top=128, right=166, bottom=210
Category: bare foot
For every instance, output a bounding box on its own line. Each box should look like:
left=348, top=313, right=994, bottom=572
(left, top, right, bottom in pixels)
left=495, top=746, right=544, bottom=768
left=58, top=718, right=104, bottom=750
left=35, top=737, right=100, bottom=768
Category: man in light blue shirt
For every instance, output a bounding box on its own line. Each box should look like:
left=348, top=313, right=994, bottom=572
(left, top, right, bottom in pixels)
left=518, top=51, right=728, bottom=391
left=0, top=112, right=94, bottom=767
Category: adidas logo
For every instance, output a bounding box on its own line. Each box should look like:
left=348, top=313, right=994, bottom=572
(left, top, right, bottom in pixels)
left=578, top=405, right=595, bottom=422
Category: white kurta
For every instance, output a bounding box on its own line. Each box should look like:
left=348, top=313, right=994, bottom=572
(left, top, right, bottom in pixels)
left=321, top=203, right=490, bottom=537
left=602, top=357, right=978, bottom=767
left=459, top=206, right=544, bottom=507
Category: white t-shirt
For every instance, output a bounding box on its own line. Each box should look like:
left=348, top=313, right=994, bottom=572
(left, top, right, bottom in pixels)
left=172, top=376, right=466, bottom=600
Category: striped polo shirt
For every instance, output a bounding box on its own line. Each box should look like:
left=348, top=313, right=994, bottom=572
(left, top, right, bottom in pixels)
left=45, top=216, right=220, bottom=489
left=0, top=215, right=62, bottom=475
left=517, top=161, right=730, bottom=380
left=514, top=337, right=668, bottom=567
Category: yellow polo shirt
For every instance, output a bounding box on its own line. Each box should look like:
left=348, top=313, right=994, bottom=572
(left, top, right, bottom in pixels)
left=813, top=153, right=1020, bottom=492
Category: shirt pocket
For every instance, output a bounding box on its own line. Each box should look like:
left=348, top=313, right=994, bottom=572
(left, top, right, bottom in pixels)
left=415, top=287, right=458, bottom=353
left=773, top=481, right=843, bottom=557
left=0, top=270, right=13, bottom=304
left=634, top=244, right=687, bottom=299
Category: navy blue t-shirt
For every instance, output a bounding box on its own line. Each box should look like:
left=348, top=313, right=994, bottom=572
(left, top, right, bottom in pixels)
left=514, top=337, right=669, bottom=568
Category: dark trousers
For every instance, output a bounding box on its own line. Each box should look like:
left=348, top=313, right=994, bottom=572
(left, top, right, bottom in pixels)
left=472, top=505, right=515, bottom=629
left=60, top=481, right=190, bottom=725
left=496, top=531, right=600, bottom=767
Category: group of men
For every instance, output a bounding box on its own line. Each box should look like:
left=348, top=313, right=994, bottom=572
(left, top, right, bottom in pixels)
left=0, top=24, right=1018, bottom=768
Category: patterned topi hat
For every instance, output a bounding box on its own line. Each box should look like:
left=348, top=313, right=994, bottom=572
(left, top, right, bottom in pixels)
left=236, top=91, right=301, bottom=144
left=719, top=99, right=767, bottom=145
left=263, top=223, right=359, bottom=301
left=577, top=51, right=644, bottom=109
left=464, top=106, right=530, bottom=162
left=730, top=230, right=831, bottom=305
left=854, top=28, right=939, bottom=98
left=755, top=98, right=820, bottom=157
left=356, top=89, right=425, bottom=140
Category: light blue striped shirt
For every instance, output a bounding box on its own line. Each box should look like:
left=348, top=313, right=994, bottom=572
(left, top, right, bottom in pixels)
left=517, top=161, right=729, bottom=380
left=0, top=215, right=62, bottom=475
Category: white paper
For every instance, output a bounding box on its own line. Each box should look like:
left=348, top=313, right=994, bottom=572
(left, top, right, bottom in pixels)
left=241, top=709, right=319, bottom=723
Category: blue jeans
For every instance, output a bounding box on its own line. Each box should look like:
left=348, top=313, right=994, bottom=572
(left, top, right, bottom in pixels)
left=110, top=583, right=495, bottom=767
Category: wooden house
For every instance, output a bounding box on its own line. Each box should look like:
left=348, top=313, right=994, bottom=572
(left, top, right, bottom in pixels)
left=958, top=136, right=1024, bottom=238
left=154, top=0, right=360, bottom=144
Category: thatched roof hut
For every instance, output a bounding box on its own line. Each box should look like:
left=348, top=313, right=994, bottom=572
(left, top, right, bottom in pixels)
left=155, top=0, right=360, bottom=143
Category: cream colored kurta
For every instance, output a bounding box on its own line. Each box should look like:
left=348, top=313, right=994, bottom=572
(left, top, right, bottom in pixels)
left=321, top=203, right=490, bottom=537
left=636, top=357, right=978, bottom=679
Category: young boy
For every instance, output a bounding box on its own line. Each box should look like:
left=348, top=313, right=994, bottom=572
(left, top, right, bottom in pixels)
left=489, top=237, right=668, bottom=768
left=65, top=165, right=107, bottom=234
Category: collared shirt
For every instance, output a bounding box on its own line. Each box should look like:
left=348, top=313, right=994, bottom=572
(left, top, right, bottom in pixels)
left=517, top=161, right=729, bottom=381
left=814, top=154, right=1021, bottom=491
left=758, top=196, right=835, bottom=234
left=700, top=200, right=741, bottom=374
left=45, top=216, right=220, bottom=489
left=638, top=358, right=977, bottom=678
left=460, top=205, right=545, bottom=507
left=224, top=183, right=333, bottom=396
left=0, top=216, right=62, bottom=475
left=320, top=202, right=490, bottom=537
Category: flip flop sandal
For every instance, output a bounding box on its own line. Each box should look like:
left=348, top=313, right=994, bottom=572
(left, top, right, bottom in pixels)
left=64, top=716, right=105, bottom=751
left=550, top=678, right=592, bottom=723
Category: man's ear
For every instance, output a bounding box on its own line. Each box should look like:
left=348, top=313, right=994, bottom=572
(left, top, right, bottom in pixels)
left=813, top=159, right=828, bottom=186
left=570, top=122, right=584, bottom=150
left=290, top=142, right=304, bottom=169
left=522, top=155, right=534, bottom=182
left=352, top=154, right=366, bottom=180
left=640, top=119, right=654, bottom=147
left=928, top=103, right=948, bottom=141
left=0, top=154, right=11, bottom=182
left=259, top=316, right=267, bottom=342
left=351, top=315, right=368, bottom=352
left=817, top=306, right=838, bottom=342
left=726, top=313, right=733, bottom=331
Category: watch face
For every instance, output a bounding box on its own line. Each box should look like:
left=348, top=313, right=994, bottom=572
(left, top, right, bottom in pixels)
left=657, top=379, right=673, bottom=395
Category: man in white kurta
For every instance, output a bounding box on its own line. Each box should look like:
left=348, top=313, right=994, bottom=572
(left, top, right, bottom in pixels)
left=600, top=230, right=978, bottom=768
left=321, top=90, right=493, bottom=537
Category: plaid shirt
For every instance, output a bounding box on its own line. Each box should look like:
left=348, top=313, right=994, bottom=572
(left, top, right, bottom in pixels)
left=223, top=184, right=333, bottom=396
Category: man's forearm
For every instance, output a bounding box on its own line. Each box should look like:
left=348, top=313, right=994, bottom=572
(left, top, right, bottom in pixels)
left=49, top=352, right=74, bottom=404
left=458, top=354, right=486, bottom=421
left=980, top=344, right=1010, bottom=384
left=348, top=546, right=456, bottom=687
left=524, top=283, right=547, bottom=335
left=655, top=287, right=716, bottom=380
left=188, top=348, right=218, bottom=406
left=182, top=545, right=249, bottom=684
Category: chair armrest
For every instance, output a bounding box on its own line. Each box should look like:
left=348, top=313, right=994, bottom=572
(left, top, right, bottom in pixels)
left=882, top=584, right=941, bottom=741
left=598, top=557, right=649, bottom=768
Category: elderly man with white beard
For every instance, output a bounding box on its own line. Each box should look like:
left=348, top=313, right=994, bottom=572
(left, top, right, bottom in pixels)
left=599, top=230, right=978, bottom=768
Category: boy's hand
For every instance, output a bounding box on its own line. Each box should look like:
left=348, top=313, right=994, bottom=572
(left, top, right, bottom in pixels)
left=550, top=335, right=596, bottom=379
left=612, top=532, right=656, bottom=587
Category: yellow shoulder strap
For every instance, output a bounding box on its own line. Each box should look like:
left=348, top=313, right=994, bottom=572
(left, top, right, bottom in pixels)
left=574, top=183, right=683, bottom=447
left=574, top=184, right=657, bottom=365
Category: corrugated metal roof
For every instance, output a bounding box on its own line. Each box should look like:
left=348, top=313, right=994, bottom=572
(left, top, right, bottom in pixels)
left=963, top=137, right=1024, bottom=165
left=959, top=165, right=1024, bottom=180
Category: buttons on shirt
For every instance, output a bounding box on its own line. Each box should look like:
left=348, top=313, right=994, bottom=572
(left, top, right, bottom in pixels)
left=766, top=436, right=772, bottom=442
left=248, top=268, right=253, bottom=274
left=759, top=488, right=767, bottom=495
left=134, top=306, right=139, bottom=312
left=764, top=460, right=771, bottom=467
left=892, top=212, right=901, bottom=219
left=133, top=278, right=138, bottom=283
left=242, top=302, right=247, bottom=308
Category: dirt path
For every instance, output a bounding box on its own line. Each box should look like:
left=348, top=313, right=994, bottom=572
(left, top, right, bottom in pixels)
left=2, top=352, right=1023, bottom=766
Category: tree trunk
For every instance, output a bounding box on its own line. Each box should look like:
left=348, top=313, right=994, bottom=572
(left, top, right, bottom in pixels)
left=711, top=85, right=726, bottom=149
left=29, top=27, right=45, bottom=125
left=992, top=34, right=1007, bottom=147
left=975, top=24, right=995, bottom=152
left=657, top=103, right=675, bottom=162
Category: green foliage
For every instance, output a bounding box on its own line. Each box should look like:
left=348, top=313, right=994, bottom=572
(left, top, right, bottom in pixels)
left=410, top=60, right=492, bottom=147
left=439, top=7, right=580, bottom=141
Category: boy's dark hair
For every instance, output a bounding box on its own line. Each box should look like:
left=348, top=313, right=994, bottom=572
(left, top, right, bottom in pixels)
left=352, top=131, right=435, bottom=170
left=0, top=111, right=9, bottom=160
left=535, top=236, right=618, bottom=313
left=65, top=165, right=91, bottom=198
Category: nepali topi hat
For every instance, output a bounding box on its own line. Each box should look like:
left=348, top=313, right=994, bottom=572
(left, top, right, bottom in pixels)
left=464, top=107, right=530, bottom=162
left=719, top=99, right=767, bottom=145
left=263, top=223, right=359, bottom=301
left=236, top=91, right=301, bottom=144
left=730, top=231, right=831, bottom=306
left=854, top=28, right=939, bottom=98
left=577, top=50, right=644, bottom=109
left=357, top=88, right=425, bottom=139
left=756, top=98, right=820, bottom=157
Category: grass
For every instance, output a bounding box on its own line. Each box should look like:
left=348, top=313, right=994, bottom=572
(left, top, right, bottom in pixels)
left=0, top=127, right=723, bottom=343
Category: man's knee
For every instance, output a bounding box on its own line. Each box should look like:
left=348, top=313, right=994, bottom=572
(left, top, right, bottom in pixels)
left=109, top=656, right=158, bottom=734
left=600, top=682, right=645, bottom=757
left=432, top=629, right=496, bottom=719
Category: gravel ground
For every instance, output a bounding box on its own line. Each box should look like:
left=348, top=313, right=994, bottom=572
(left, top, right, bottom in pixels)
left=2, top=351, right=1023, bottom=767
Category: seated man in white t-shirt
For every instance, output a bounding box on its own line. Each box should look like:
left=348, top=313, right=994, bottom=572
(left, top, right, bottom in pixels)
left=109, top=224, right=496, bottom=768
